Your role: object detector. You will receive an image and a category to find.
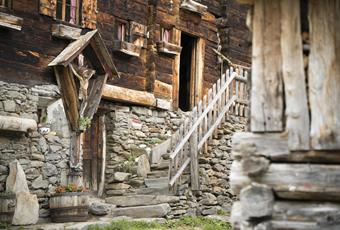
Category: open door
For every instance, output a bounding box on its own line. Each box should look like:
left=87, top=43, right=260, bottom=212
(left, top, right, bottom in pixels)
left=178, top=33, right=204, bottom=111
left=83, top=114, right=104, bottom=192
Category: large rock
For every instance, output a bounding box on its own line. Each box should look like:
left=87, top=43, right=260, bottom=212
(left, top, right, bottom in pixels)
left=32, top=175, right=49, bottom=189
left=114, top=172, right=131, bottom=182
left=111, top=203, right=171, bottom=218
left=137, top=154, right=150, bottom=178
left=89, top=202, right=115, bottom=216
left=12, top=192, right=39, bottom=225
left=106, top=195, right=179, bottom=207
left=6, top=160, right=29, bottom=193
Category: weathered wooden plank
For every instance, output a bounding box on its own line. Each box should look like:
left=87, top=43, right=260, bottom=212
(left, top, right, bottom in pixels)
left=232, top=132, right=340, bottom=163
left=190, top=107, right=199, bottom=190
left=84, top=74, right=108, bottom=120
left=231, top=161, right=340, bottom=201
left=0, top=12, right=23, bottom=31
left=102, top=84, right=156, bottom=107
left=308, top=0, right=340, bottom=149
left=232, top=200, right=340, bottom=230
left=51, top=24, right=82, bottom=40
left=251, top=0, right=283, bottom=132
left=54, top=66, right=79, bottom=131
left=280, top=0, right=310, bottom=150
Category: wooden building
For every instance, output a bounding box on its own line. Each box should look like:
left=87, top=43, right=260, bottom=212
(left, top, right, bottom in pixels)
left=0, top=0, right=251, bottom=222
left=230, top=0, right=340, bottom=229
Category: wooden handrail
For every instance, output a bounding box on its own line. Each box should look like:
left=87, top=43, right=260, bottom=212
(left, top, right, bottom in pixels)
left=198, top=96, right=237, bottom=150
left=168, top=67, right=250, bottom=191
left=169, top=72, right=237, bottom=160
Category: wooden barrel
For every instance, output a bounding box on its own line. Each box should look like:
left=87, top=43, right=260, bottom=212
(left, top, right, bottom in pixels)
left=0, top=193, right=16, bottom=224
left=49, top=192, right=89, bottom=223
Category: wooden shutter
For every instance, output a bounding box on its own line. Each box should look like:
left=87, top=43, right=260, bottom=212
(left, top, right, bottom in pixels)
left=39, top=0, right=57, bottom=17
left=82, top=0, right=97, bottom=29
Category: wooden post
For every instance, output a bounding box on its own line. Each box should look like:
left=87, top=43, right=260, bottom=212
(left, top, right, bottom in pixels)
left=308, top=0, right=340, bottom=149
left=172, top=28, right=181, bottom=110
left=190, top=107, right=199, bottom=190
left=251, top=0, right=283, bottom=132
left=281, top=0, right=310, bottom=150
left=98, top=115, right=106, bottom=197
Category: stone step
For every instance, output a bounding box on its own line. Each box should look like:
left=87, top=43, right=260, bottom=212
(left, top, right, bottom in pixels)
left=105, top=194, right=179, bottom=207
left=151, top=160, right=170, bottom=170
left=147, top=170, right=168, bottom=178
left=111, top=203, right=171, bottom=218
left=132, top=187, right=172, bottom=195
left=144, top=177, right=168, bottom=189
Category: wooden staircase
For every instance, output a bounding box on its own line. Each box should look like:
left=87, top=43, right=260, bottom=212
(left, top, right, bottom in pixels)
left=167, top=67, right=249, bottom=192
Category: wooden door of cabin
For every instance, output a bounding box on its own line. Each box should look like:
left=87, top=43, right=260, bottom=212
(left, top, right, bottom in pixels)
left=83, top=115, right=103, bottom=192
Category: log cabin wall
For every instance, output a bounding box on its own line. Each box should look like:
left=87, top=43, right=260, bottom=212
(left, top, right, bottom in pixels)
left=219, top=0, right=251, bottom=66
left=97, top=0, right=250, bottom=108
left=0, top=0, right=68, bottom=86
left=230, top=0, right=340, bottom=229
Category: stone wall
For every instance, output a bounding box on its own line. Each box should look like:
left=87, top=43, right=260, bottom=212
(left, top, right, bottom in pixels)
left=104, top=105, right=189, bottom=195
left=0, top=81, right=71, bottom=219
left=168, top=115, right=247, bottom=218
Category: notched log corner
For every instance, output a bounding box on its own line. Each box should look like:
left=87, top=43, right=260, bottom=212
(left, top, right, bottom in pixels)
left=241, top=156, right=270, bottom=176
left=240, top=183, right=274, bottom=219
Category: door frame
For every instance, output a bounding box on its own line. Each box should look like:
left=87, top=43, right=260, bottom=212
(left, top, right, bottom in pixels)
left=173, top=30, right=205, bottom=110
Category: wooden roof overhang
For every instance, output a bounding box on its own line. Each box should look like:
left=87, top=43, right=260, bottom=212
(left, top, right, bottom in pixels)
left=49, top=30, right=119, bottom=132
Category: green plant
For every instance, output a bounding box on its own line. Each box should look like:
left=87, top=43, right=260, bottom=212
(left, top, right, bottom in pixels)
left=118, top=155, right=136, bottom=173
left=79, top=116, right=92, bottom=130
left=41, top=115, right=48, bottom=124
left=217, top=209, right=229, bottom=216
left=88, top=217, right=232, bottom=230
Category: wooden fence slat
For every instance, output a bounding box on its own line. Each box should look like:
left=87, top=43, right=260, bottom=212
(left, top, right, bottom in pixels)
left=190, top=107, right=199, bottom=190
left=309, top=0, right=340, bottom=149
left=281, top=0, right=310, bottom=150
left=251, top=0, right=283, bottom=132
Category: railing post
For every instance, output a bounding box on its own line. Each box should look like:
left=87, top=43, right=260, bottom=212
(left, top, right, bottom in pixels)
left=190, top=107, right=199, bottom=190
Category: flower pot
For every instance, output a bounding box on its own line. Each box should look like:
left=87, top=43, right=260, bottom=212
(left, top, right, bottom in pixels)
left=49, top=192, right=89, bottom=223
left=0, top=193, right=16, bottom=224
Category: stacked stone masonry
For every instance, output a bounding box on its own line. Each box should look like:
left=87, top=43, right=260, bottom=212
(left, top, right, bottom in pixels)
left=0, top=81, right=247, bottom=221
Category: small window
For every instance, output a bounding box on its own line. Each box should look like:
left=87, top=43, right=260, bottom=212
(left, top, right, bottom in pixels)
left=56, top=0, right=82, bottom=25
left=0, top=0, right=12, bottom=8
left=115, top=20, right=129, bottom=42
left=161, top=27, right=172, bottom=43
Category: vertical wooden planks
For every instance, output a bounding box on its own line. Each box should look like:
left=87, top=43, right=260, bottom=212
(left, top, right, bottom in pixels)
left=172, top=29, right=181, bottom=110
left=309, top=0, right=340, bottom=150
left=251, top=0, right=283, bottom=132
left=280, top=0, right=310, bottom=150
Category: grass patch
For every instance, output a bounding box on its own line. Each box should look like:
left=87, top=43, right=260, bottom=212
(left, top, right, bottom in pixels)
left=89, top=217, right=231, bottom=230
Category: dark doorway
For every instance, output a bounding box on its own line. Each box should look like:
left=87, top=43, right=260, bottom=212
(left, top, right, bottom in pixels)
left=83, top=115, right=104, bottom=192
left=179, top=33, right=196, bottom=111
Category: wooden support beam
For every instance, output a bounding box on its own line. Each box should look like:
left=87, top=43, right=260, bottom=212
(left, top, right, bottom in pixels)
left=54, top=66, right=79, bottom=131
left=102, top=84, right=156, bottom=107
left=308, top=0, right=340, bottom=150
left=51, top=24, right=82, bottom=40
left=231, top=161, right=340, bottom=201
left=232, top=132, right=340, bottom=163
left=281, top=0, right=310, bottom=150
left=0, top=115, right=37, bottom=132
left=251, top=0, right=283, bottom=132
left=232, top=200, right=340, bottom=230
